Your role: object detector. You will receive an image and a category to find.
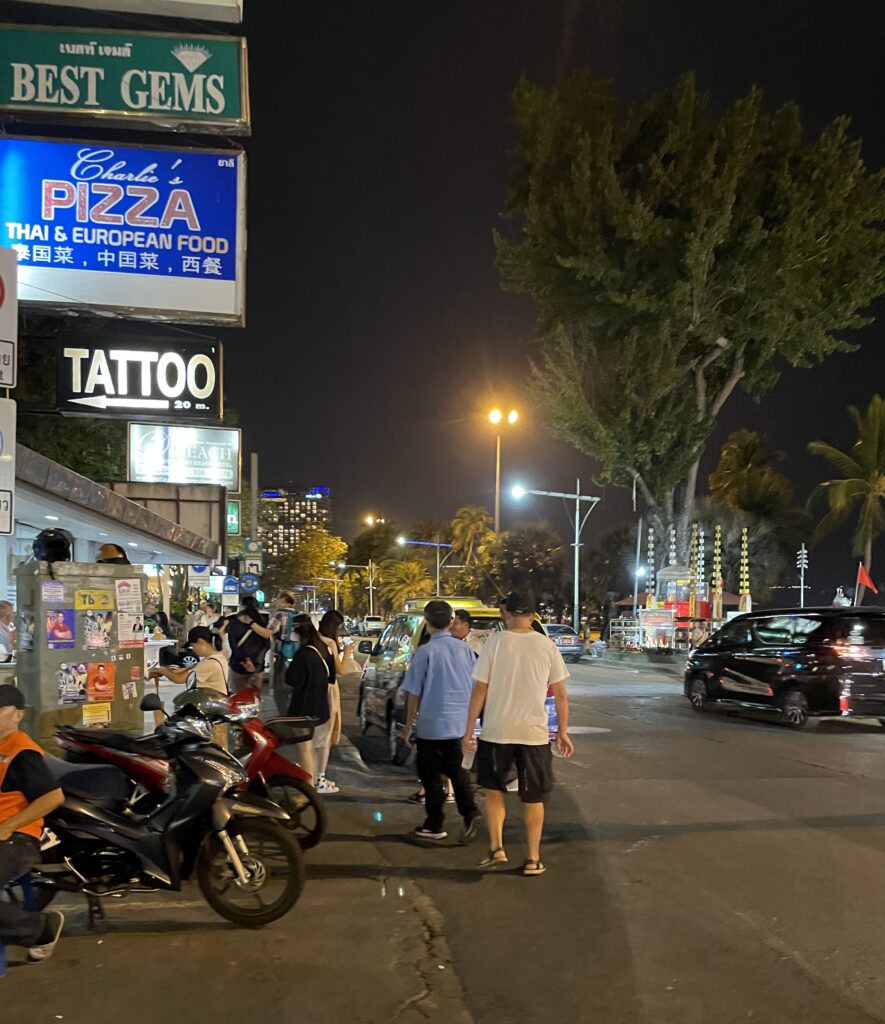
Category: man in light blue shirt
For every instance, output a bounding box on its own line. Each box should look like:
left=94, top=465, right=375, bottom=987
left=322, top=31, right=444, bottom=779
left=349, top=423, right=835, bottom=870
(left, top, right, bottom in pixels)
left=401, top=600, right=481, bottom=842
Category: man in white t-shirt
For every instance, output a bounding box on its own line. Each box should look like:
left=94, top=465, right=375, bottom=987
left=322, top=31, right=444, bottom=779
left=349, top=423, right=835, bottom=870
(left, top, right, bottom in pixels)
left=462, top=592, right=573, bottom=876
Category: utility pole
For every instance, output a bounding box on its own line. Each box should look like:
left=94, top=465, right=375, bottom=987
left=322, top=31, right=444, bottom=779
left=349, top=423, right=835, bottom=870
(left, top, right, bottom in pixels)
left=797, top=544, right=809, bottom=608
left=632, top=516, right=643, bottom=617
left=250, top=452, right=259, bottom=541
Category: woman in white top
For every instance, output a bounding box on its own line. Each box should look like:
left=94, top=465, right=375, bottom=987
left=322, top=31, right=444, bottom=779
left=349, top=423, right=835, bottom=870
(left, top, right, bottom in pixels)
left=149, top=626, right=229, bottom=746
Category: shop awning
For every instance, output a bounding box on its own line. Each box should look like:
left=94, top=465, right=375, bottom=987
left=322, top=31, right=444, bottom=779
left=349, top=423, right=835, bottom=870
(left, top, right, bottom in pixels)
left=16, top=445, right=218, bottom=565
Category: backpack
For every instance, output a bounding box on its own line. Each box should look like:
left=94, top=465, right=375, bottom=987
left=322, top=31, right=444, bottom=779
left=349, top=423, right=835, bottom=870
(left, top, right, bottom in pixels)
left=279, top=610, right=298, bottom=661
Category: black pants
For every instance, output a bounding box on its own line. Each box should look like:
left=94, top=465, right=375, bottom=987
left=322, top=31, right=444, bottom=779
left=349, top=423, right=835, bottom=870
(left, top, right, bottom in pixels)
left=415, top=738, right=477, bottom=832
left=0, top=836, right=45, bottom=946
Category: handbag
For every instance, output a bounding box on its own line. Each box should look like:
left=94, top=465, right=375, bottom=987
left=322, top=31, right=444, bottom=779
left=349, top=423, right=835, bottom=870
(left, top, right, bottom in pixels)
left=235, top=626, right=260, bottom=674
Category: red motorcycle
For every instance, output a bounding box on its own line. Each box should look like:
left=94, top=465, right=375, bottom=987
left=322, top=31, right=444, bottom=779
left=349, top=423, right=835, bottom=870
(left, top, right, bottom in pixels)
left=55, top=687, right=327, bottom=851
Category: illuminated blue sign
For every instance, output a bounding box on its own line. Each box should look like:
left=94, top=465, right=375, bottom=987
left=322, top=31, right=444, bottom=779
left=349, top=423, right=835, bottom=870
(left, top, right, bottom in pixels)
left=0, top=135, right=245, bottom=324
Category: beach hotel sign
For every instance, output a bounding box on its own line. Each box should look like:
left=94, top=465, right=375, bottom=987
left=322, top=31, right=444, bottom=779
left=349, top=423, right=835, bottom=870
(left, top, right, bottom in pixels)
left=0, top=26, right=248, bottom=133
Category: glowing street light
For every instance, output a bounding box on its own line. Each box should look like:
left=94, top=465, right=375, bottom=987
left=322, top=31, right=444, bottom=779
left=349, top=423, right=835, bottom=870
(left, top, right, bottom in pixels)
left=364, top=514, right=386, bottom=527
left=488, top=407, right=519, bottom=533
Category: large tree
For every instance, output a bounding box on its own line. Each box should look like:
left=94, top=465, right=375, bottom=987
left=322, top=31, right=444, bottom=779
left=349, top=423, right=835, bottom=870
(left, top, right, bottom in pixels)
left=496, top=70, right=885, bottom=555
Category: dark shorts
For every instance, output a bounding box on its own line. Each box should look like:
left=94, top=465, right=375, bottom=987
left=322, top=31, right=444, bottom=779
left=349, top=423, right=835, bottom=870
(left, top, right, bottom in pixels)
left=476, top=739, right=554, bottom=804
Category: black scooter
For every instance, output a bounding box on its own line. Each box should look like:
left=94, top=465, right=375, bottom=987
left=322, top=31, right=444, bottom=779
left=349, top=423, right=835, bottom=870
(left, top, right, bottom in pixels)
left=30, top=696, right=305, bottom=928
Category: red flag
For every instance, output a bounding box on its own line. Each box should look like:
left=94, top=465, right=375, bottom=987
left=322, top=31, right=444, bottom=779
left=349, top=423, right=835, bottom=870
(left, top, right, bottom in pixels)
left=857, top=562, right=879, bottom=595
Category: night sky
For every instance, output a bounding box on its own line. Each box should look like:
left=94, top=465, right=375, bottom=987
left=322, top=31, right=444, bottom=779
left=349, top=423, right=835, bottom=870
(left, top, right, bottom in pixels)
left=7, top=1, right=883, bottom=597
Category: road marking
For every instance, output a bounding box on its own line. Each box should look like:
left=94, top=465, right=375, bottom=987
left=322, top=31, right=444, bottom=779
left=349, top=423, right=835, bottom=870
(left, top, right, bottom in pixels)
left=569, top=726, right=612, bottom=734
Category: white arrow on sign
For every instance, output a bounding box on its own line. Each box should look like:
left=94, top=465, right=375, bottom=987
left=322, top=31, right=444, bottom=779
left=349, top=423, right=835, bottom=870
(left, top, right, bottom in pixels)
left=68, top=395, right=170, bottom=410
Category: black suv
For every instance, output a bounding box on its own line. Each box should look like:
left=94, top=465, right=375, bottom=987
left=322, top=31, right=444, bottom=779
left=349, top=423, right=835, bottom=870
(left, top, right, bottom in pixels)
left=685, top=607, right=885, bottom=729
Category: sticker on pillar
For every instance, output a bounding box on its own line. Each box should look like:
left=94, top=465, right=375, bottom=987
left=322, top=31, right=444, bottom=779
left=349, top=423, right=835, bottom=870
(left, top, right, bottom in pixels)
left=46, top=609, right=74, bottom=649
left=82, top=702, right=111, bottom=726
left=115, top=579, right=143, bottom=615
left=41, top=581, right=64, bottom=603
left=17, top=609, right=34, bottom=652
left=122, top=680, right=138, bottom=700
left=118, top=613, right=145, bottom=648
left=75, top=589, right=114, bottom=611
left=130, top=665, right=142, bottom=680
left=82, top=610, right=113, bottom=651
left=86, top=662, right=115, bottom=702
left=57, top=662, right=88, bottom=704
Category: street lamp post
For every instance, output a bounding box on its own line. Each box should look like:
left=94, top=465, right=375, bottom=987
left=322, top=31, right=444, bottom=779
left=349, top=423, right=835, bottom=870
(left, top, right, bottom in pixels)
left=397, top=535, right=454, bottom=594
left=314, top=576, right=342, bottom=608
left=339, top=560, right=376, bottom=615
left=512, top=478, right=601, bottom=634
left=488, top=408, right=518, bottom=533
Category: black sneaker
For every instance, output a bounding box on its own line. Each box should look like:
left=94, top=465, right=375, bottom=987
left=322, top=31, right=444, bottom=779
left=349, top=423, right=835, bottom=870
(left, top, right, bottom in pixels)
left=460, top=811, right=482, bottom=844
left=412, top=826, right=447, bottom=841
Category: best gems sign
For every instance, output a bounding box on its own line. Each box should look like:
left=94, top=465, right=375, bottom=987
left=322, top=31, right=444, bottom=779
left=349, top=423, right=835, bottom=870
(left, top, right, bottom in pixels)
left=0, top=26, right=249, bottom=134
left=0, top=136, right=245, bottom=325
left=129, top=423, right=241, bottom=489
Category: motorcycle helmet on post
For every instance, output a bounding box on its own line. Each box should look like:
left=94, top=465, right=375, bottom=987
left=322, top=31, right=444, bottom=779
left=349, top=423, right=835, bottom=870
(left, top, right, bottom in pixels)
left=33, top=528, right=74, bottom=564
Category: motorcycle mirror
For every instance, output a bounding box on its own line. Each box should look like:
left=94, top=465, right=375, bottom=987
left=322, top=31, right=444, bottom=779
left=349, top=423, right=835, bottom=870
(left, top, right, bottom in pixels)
left=186, top=669, right=198, bottom=689
left=140, top=693, right=163, bottom=712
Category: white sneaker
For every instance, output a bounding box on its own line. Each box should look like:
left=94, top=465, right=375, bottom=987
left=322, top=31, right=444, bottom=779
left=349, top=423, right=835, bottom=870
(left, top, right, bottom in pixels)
left=316, top=778, right=340, bottom=794
left=27, top=910, right=64, bottom=963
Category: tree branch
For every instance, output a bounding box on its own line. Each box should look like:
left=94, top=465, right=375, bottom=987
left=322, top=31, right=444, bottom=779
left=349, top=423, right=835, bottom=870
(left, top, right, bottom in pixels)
left=708, top=344, right=746, bottom=421
left=625, top=467, right=658, bottom=514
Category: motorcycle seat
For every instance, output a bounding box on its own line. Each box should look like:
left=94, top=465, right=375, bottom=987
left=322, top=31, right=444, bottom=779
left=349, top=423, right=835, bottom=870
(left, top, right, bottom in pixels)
left=43, top=754, right=131, bottom=808
left=265, top=717, right=316, bottom=744
left=56, top=724, right=168, bottom=758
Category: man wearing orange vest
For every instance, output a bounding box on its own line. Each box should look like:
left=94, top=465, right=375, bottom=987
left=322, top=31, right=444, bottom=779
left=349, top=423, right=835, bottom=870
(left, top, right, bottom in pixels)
left=0, top=684, right=65, bottom=961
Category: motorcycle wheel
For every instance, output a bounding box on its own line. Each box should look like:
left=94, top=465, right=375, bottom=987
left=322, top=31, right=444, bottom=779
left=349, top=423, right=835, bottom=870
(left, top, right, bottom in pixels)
left=263, top=775, right=327, bottom=851
left=197, top=817, right=305, bottom=927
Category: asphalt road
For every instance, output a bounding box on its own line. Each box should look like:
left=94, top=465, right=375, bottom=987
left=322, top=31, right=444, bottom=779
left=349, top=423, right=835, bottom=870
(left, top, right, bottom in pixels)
left=8, top=662, right=885, bottom=1023
left=345, top=660, right=885, bottom=1024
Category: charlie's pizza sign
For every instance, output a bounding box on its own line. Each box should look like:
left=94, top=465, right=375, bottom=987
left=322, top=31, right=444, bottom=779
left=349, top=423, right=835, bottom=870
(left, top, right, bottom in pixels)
left=0, top=26, right=248, bottom=133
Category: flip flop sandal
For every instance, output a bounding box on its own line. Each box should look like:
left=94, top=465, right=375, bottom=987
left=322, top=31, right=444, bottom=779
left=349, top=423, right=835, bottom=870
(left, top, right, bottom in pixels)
left=478, top=847, right=508, bottom=869
left=407, top=791, right=425, bottom=803
left=522, top=860, right=546, bottom=877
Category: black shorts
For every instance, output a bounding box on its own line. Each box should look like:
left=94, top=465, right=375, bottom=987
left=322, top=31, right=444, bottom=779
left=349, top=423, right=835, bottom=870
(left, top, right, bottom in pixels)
left=476, top=740, right=554, bottom=804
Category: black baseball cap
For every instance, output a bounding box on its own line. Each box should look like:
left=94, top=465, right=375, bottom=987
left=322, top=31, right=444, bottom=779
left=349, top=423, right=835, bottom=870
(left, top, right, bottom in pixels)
left=0, top=684, right=25, bottom=709
left=503, top=592, right=536, bottom=615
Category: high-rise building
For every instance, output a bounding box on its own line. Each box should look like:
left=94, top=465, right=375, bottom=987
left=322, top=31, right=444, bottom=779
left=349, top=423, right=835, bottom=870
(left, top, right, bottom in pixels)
left=260, top=485, right=331, bottom=559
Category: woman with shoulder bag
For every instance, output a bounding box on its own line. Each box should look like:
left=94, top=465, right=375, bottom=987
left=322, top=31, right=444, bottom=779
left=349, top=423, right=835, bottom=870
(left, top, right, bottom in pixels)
left=285, top=620, right=336, bottom=787
left=215, top=596, right=274, bottom=693
left=317, top=610, right=349, bottom=794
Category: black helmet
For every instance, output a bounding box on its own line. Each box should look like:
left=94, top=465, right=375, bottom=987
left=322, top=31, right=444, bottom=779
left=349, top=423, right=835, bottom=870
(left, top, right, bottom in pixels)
left=33, top=528, right=74, bottom=564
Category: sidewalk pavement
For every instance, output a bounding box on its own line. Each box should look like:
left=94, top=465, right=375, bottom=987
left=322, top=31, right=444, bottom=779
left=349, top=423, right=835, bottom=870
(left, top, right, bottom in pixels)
left=2, top=754, right=475, bottom=1024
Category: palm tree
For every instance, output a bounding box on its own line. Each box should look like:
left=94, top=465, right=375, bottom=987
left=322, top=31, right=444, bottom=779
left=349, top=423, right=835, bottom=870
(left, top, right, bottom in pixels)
left=378, top=559, right=433, bottom=612
left=450, top=505, right=492, bottom=566
left=808, top=394, right=885, bottom=599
